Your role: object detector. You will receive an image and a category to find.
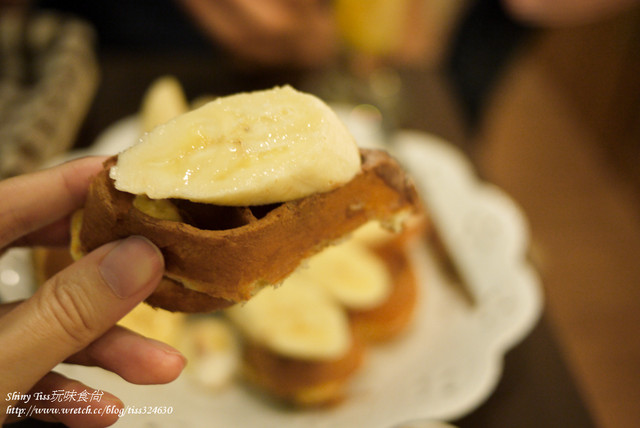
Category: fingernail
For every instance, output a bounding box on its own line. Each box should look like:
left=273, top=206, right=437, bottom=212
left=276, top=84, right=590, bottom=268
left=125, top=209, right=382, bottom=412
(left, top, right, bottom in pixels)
left=146, top=337, right=188, bottom=364
left=99, top=236, right=163, bottom=298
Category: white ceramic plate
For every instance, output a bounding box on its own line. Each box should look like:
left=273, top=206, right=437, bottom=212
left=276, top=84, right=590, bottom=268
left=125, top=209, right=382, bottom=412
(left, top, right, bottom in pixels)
left=0, top=115, right=542, bottom=427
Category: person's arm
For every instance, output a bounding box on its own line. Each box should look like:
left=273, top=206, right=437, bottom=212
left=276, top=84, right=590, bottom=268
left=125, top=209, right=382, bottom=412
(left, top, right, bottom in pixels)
left=178, top=0, right=337, bottom=68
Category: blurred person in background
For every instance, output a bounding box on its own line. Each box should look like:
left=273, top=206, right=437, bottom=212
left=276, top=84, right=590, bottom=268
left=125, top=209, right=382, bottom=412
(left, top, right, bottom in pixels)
left=9, top=0, right=640, bottom=70
left=448, top=0, right=640, bottom=128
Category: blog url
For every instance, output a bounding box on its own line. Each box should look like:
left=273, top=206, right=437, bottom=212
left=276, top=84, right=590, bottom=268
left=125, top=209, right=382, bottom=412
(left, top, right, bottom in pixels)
left=6, top=404, right=174, bottom=419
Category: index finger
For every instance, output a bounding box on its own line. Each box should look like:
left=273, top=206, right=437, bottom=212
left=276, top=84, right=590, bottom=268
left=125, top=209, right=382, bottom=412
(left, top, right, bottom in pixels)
left=0, top=156, right=106, bottom=250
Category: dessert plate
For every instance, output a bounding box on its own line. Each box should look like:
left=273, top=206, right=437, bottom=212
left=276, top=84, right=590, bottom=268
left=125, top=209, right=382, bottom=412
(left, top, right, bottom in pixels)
left=0, top=114, right=542, bottom=427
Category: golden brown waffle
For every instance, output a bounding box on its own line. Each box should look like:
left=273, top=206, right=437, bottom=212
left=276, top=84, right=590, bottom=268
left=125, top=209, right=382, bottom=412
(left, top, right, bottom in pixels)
left=73, top=149, right=421, bottom=313
left=349, top=238, right=420, bottom=344
left=241, top=333, right=365, bottom=406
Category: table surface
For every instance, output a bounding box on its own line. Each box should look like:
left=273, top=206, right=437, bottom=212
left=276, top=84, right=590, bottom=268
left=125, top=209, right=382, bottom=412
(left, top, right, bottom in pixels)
left=10, top=48, right=597, bottom=428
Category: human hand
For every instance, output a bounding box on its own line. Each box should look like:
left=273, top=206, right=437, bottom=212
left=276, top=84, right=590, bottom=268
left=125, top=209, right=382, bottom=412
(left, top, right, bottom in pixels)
left=178, top=0, right=337, bottom=68
left=0, top=157, right=185, bottom=427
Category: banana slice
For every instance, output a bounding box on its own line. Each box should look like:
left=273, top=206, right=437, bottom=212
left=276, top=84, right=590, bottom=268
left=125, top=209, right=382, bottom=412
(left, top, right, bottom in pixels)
left=110, top=85, right=361, bottom=206
left=140, top=75, right=189, bottom=133
left=117, top=303, right=186, bottom=349
left=226, top=277, right=351, bottom=361
left=350, top=220, right=396, bottom=247
left=132, top=194, right=183, bottom=221
left=299, top=239, right=392, bottom=310
left=180, top=317, right=240, bottom=390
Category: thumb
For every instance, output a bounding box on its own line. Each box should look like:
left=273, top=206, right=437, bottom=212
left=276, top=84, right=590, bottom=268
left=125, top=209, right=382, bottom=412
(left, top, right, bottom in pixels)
left=1, top=236, right=164, bottom=394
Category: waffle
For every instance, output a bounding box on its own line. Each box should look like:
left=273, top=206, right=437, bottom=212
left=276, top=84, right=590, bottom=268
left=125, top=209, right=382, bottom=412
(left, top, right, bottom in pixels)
left=72, top=148, right=420, bottom=312
left=241, top=332, right=365, bottom=406
left=349, top=238, right=420, bottom=343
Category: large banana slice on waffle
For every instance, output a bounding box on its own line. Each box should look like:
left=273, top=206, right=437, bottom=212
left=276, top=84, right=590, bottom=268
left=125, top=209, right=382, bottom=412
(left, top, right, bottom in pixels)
left=111, top=85, right=361, bottom=206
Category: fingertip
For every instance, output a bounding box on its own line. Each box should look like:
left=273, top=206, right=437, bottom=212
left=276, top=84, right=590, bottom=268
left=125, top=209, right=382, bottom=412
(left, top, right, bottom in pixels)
left=139, top=337, right=187, bottom=384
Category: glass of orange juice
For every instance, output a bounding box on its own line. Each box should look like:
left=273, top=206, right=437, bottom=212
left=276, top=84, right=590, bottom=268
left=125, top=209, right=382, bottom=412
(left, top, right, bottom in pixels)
left=304, top=0, right=468, bottom=144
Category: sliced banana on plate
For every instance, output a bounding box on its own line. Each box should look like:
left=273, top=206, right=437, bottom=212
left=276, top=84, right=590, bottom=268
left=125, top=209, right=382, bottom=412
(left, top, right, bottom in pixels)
left=226, top=277, right=352, bottom=361
left=298, top=239, right=392, bottom=311
left=140, top=75, right=189, bottom=133
left=117, top=303, right=186, bottom=349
